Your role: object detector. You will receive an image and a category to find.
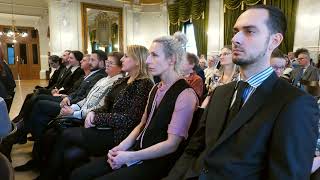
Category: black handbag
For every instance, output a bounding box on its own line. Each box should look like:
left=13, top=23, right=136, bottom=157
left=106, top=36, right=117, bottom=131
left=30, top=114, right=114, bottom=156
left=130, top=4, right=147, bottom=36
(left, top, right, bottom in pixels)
left=47, top=117, right=84, bottom=131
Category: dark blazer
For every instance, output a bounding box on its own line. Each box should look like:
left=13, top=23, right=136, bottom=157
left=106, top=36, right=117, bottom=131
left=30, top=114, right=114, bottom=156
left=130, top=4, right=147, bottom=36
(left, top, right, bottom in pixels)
left=52, top=66, right=70, bottom=90
left=59, top=67, right=84, bottom=94
left=166, top=72, right=319, bottom=180
left=68, top=69, right=106, bottom=104
left=46, top=66, right=66, bottom=89
left=0, top=61, right=16, bottom=96
left=290, top=65, right=319, bottom=86
left=0, top=80, right=8, bottom=98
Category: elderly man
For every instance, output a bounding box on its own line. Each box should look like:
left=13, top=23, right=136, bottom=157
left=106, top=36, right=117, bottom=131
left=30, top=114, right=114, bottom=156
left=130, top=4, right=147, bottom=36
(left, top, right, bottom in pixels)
left=204, top=55, right=219, bottom=89
left=290, top=48, right=320, bottom=87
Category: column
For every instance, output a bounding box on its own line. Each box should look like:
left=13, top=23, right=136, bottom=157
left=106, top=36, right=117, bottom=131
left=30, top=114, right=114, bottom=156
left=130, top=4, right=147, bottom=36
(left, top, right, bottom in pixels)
left=48, top=0, right=80, bottom=55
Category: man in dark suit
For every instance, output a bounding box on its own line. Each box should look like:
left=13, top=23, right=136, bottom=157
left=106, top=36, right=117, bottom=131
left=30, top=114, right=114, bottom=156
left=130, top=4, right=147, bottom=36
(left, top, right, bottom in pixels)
left=14, top=50, right=107, bottom=171
left=166, top=5, right=319, bottom=180
left=290, top=48, right=319, bottom=87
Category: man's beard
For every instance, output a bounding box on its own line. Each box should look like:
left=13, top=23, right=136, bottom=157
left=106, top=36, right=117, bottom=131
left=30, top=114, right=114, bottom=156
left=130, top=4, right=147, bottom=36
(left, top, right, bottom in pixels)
left=232, top=37, right=270, bottom=66
left=90, top=66, right=100, bottom=71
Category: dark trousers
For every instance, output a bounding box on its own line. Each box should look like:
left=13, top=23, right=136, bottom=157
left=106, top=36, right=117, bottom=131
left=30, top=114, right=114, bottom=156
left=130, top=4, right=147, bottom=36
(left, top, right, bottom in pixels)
left=23, top=94, right=62, bottom=130
left=27, top=99, right=61, bottom=140
left=40, top=127, right=114, bottom=180
left=70, top=156, right=173, bottom=180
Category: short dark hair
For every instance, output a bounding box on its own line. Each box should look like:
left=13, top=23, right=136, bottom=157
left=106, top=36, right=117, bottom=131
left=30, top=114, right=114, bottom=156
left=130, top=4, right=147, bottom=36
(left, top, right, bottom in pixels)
left=49, top=55, right=62, bottom=64
left=108, top=52, right=124, bottom=66
left=249, top=5, right=287, bottom=36
left=92, top=50, right=107, bottom=61
left=71, top=50, right=84, bottom=61
left=187, top=52, right=199, bottom=70
left=294, top=48, right=310, bottom=59
left=271, top=48, right=285, bottom=59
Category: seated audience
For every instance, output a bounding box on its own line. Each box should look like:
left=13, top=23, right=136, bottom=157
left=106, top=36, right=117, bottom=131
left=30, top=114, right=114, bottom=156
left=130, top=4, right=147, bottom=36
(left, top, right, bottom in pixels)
left=290, top=48, right=319, bottom=86
left=201, top=45, right=238, bottom=108
left=282, top=54, right=293, bottom=78
left=199, top=54, right=207, bottom=70
left=204, top=55, right=219, bottom=89
left=59, top=52, right=125, bottom=120
left=51, top=50, right=84, bottom=95
left=25, top=51, right=106, bottom=142
left=16, top=51, right=85, bottom=136
left=36, top=45, right=154, bottom=180
left=165, top=6, right=318, bottom=179
left=288, top=51, right=299, bottom=68
left=70, top=32, right=198, bottom=180
left=12, top=50, right=82, bottom=124
left=35, top=55, right=65, bottom=90
left=0, top=51, right=85, bottom=161
left=270, top=48, right=286, bottom=77
left=15, top=51, right=121, bottom=172
left=12, top=50, right=71, bottom=123
left=182, top=52, right=204, bottom=98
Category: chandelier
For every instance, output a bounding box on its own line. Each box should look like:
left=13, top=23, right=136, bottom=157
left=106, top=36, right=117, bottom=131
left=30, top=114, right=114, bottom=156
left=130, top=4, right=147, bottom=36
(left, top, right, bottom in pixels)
left=0, top=0, right=28, bottom=43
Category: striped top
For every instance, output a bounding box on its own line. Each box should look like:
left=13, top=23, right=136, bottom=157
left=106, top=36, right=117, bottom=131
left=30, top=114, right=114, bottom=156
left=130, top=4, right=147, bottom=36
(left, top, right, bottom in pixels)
left=232, top=67, right=274, bottom=107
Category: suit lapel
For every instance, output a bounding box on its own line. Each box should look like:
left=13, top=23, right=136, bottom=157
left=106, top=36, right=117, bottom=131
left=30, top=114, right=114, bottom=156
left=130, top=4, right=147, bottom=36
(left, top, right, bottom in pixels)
left=206, top=81, right=236, bottom=147
left=302, top=66, right=312, bottom=80
left=209, top=72, right=279, bottom=152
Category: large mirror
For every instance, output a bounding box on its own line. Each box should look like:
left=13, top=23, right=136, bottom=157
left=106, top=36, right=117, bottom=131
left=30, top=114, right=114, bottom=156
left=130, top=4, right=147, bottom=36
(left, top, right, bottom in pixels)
left=81, top=3, right=123, bottom=54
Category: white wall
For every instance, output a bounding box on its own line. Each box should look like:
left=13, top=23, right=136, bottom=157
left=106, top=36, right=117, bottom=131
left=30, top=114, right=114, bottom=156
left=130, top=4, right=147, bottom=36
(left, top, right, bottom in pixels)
left=123, top=4, right=168, bottom=49
left=294, top=0, right=320, bottom=62
left=48, top=0, right=81, bottom=55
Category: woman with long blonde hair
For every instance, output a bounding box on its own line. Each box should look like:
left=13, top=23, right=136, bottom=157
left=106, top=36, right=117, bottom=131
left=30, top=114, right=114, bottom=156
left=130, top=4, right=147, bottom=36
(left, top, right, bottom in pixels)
left=201, top=45, right=239, bottom=108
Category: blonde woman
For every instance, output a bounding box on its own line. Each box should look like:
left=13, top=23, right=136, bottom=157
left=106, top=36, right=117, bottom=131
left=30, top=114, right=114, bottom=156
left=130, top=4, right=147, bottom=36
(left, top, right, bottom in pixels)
left=71, top=33, right=198, bottom=180
left=38, top=45, right=154, bottom=180
left=201, top=45, right=238, bottom=108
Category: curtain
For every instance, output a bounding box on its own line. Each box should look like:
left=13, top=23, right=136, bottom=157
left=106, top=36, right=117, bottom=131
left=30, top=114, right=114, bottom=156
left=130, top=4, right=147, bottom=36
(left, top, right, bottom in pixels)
left=193, top=0, right=209, bottom=56
left=223, top=7, right=242, bottom=46
left=223, top=0, right=298, bottom=53
left=266, top=0, right=298, bottom=53
left=167, top=0, right=209, bottom=56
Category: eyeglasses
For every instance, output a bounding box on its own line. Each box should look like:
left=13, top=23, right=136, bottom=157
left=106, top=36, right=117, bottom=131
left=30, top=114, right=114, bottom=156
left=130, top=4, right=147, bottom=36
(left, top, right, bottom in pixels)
left=271, top=65, right=285, bottom=71
left=105, top=60, right=117, bottom=65
left=219, top=52, right=231, bottom=57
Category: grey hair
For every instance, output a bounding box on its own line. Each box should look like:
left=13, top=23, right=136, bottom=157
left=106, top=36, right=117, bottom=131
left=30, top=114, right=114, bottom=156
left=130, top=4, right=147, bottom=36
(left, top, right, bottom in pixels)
left=152, top=31, right=187, bottom=74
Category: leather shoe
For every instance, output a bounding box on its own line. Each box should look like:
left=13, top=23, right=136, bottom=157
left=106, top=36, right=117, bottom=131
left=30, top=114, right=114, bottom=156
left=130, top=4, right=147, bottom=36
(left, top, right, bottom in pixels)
left=14, top=160, right=37, bottom=171
left=27, top=136, right=35, bottom=141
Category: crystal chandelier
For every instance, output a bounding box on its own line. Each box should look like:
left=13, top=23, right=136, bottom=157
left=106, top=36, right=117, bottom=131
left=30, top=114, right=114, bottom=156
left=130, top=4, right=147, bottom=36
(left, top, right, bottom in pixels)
left=0, top=0, right=28, bottom=43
